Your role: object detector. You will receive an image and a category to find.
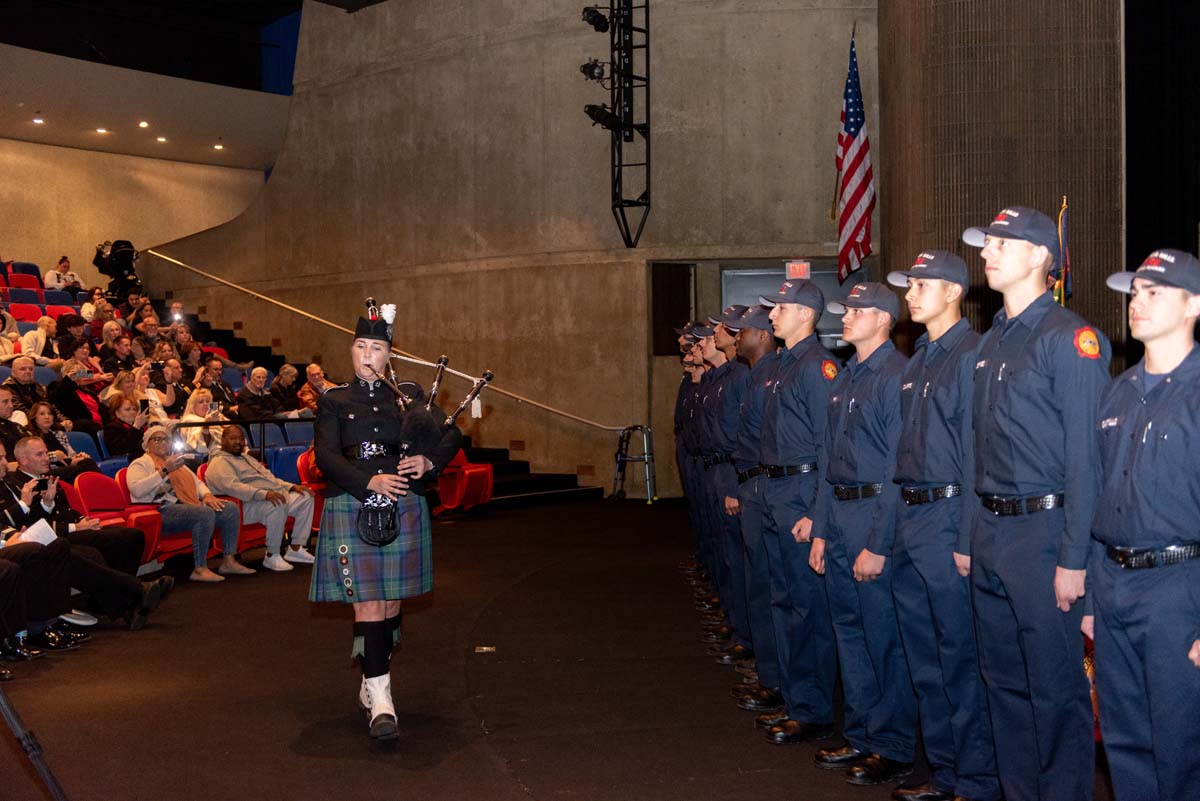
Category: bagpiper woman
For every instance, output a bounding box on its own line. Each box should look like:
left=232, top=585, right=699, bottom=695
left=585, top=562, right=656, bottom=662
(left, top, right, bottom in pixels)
left=310, top=299, right=461, bottom=739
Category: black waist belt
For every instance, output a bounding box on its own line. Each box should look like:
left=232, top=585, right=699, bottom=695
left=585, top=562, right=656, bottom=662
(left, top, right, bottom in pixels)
left=703, top=454, right=734, bottom=470
left=901, top=484, right=962, bottom=506
left=1107, top=543, right=1200, bottom=570
left=764, top=463, right=817, bottom=479
left=981, top=493, right=1064, bottom=516
left=736, top=465, right=769, bottom=484
left=342, top=441, right=402, bottom=460
left=834, top=483, right=883, bottom=501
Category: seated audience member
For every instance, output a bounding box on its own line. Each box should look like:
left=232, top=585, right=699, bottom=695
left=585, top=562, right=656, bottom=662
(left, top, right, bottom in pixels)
left=151, top=358, right=191, bottom=419
left=88, top=300, right=118, bottom=342
left=0, top=441, right=170, bottom=634
left=0, top=387, right=30, bottom=460
left=151, top=340, right=179, bottom=364
left=99, top=365, right=152, bottom=407
left=126, top=425, right=249, bottom=582
left=28, top=401, right=99, bottom=482
left=162, top=301, right=187, bottom=337
left=117, top=288, right=147, bottom=322
left=79, top=287, right=106, bottom=322
left=236, top=367, right=284, bottom=419
left=197, top=357, right=239, bottom=413
left=44, top=256, right=83, bottom=296
left=181, top=341, right=206, bottom=376
left=101, top=335, right=137, bottom=375
left=131, top=315, right=163, bottom=361
left=3, top=358, right=69, bottom=429
left=0, top=526, right=78, bottom=659
left=297, top=363, right=332, bottom=412
left=55, top=313, right=96, bottom=359
left=102, top=393, right=148, bottom=460
left=0, top=309, right=18, bottom=340
left=96, top=320, right=125, bottom=363
left=50, top=339, right=109, bottom=433
left=177, top=389, right=228, bottom=460
left=269, top=364, right=302, bottom=412
left=19, top=317, right=63, bottom=371
left=205, top=426, right=315, bottom=571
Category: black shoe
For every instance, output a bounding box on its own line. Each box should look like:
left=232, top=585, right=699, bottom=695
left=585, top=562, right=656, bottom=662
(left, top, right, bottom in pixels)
left=50, top=621, right=90, bottom=645
left=845, top=754, right=914, bottom=786
left=731, top=681, right=766, bottom=698
left=765, top=719, right=835, bottom=745
left=734, top=663, right=758, bottom=678
left=0, top=666, right=11, bottom=681
left=892, top=784, right=955, bottom=801
left=699, top=617, right=728, bottom=630
left=715, top=645, right=754, bottom=666
left=755, top=710, right=789, bottom=730
left=0, top=636, right=43, bottom=661
left=815, top=743, right=867, bottom=770
left=738, top=689, right=785, bottom=712
left=27, top=628, right=76, bottom=651
left=695, top=599, right=721, bottom=612
left=700, top=629, right=731, bottom=644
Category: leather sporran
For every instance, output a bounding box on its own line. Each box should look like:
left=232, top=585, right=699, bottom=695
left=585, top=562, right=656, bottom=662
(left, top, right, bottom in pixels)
left=357, top=491, right=399, bottom=546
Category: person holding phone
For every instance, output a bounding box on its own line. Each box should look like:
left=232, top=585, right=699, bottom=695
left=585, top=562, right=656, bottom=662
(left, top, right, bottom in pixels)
left=178, top=389, right=227, bottom=458
left=28, top=402, right=99, bottom=483
left=51, top=338, right=111, bottom=435
left=102, top=392, right=149, bottom=460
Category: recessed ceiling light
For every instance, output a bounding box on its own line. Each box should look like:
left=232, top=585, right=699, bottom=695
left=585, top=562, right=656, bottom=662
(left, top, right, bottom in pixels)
left=156, top=136, right=167, bottom=143
left=213, top=143, right=224, bottom=150
left=96, top=128, right=108, bottom=134
left=32, top=116, right=44, bottom=124
left=138, top=121, right=149, bottom=128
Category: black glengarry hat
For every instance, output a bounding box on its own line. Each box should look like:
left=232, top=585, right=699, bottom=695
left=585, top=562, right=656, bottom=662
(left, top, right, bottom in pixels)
left=355, top=297, right=395, bottom=343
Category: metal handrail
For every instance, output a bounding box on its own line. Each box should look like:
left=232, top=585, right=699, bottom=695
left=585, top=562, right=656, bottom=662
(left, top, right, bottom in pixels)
left=143, top=249, right=628, bottom=432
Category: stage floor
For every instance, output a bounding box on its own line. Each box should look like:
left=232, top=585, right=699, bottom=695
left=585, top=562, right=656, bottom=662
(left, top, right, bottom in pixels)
left=1, top=499, right=1113, bottom=800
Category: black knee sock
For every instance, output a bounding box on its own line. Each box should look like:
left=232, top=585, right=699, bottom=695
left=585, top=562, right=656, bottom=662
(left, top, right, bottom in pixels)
left=386, top=611, right=402, bottom=650
left=351, top=621, right=367, bottom=662
left=361, top=620, right=391, bottom=678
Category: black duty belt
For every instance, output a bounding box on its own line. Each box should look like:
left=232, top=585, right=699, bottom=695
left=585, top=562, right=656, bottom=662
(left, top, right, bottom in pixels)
left=764, top=463, right=817, bottom=479
left=342, top=441, right=403, bottom=460
left=981, top=493, right=1064, bottom=516
left=1106, top=543, right=1200, bottom=570
left=834, top=483, right=883, bottom=501
left=703, top=454, right=734, bottom=470
left=901, top=484, right=962, bottom=506
left=736, top=466, right=769, bottom=484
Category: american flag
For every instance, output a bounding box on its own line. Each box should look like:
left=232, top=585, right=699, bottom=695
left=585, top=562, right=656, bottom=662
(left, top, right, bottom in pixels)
left=835, top=31, right=875, bottom=283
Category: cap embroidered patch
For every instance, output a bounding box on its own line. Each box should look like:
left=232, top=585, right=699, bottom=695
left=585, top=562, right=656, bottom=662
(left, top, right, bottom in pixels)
left=822, top=360, right=839, bottom=380
left=1074, top=327, right=1101, bottom=360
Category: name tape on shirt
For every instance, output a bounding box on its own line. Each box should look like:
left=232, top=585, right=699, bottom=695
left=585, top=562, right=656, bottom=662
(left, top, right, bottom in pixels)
left=821, top=360, right=839, bottom=380
left=1073, top=327, right=1101, bottom=360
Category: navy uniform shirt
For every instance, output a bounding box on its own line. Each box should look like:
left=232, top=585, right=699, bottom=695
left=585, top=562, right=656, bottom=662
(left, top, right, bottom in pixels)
left=1092, top=346, right=1200, bottom=550
left=813, top=340, right=908, bottom=554
left=895, top=318, right=981, bottom=553
left=680, top=377, right=706, bottom=456
left=732, top=351, right=780, bottom=470
left=703, top=359, right=750, bottom=457
left=972, top=291, right=1111, bottom=570
left=759, top=333, right=841, bottom=469
left=673, top=373, right=690, bottom=436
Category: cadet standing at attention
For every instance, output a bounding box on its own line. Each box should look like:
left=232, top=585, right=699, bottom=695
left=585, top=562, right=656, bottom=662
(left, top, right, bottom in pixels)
left=962, top=206, right=1109, bottom=801
left=886, top=251, right=999, bottom=801
left=1085, top=249, right=1200, bottom=801
left=807, top=283, right=916, bottom=786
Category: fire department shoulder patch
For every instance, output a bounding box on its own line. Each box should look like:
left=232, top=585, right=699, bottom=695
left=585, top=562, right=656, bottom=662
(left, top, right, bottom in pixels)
left=1073, top=327, right=1101, bottom=360
left=821, top=360, right=839, bottom=380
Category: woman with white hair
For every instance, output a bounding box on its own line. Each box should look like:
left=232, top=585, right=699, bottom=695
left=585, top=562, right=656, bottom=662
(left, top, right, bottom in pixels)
left=177, top=388, right=227, bottom=459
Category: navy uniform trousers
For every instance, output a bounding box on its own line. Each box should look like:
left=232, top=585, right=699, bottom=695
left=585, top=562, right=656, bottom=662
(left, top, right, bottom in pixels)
left=892, top=497, right=1000, bottom=800
left=683, top=454, right=717, bottom=580
left=761, top=472, right=835, bottom=724
left=1093, top=554, right=1200, bottom=801
left=971, top=507, right=1094, bottom=801
left=706, top=461, right=751, bottom=648
left=824, top=494, right=916, bottom=761
left=736, top=474, right=780, bottom=690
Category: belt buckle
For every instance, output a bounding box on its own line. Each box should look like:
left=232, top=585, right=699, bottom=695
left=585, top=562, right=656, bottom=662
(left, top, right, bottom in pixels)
left=359, top=442, right=387, bottom=459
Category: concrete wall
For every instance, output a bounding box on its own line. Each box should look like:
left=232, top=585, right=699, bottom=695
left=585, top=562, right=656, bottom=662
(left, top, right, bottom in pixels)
left=0, top=137, right=264, bottom=286
left=143, top=0, right=879, bottom=497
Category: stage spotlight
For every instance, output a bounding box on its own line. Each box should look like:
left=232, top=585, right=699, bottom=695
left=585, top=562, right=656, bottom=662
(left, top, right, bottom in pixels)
left=582, top=6, right=609, bottom=33
left=585, top=103, right=622, bottom=130
left=579, top=59, right=605, bottom=81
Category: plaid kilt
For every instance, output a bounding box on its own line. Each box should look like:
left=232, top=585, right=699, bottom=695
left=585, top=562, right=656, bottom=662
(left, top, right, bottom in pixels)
left=309, top=492, right=432, bottom=603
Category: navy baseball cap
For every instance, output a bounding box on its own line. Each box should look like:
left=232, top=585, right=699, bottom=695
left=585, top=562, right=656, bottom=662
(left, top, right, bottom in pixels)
left=1107, top=249, right=1200, bottom=295
left=886, top=250, right=970, bottom=290
left=826, top=282, right=900, bottom=319
left=691, top=322, right=715, bottom=338
left=710, top=304, right=749, bottom=327
left=759, top=279, right=825, bottom=312
left=962, top=206, right=1061, bottom=269
left=729, top=306, right=773, bottom=333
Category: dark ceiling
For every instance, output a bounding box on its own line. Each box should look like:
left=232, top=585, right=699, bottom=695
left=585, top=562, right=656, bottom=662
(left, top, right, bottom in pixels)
left=0, top=0, right=304, bottom=91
